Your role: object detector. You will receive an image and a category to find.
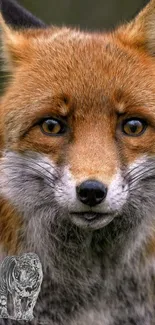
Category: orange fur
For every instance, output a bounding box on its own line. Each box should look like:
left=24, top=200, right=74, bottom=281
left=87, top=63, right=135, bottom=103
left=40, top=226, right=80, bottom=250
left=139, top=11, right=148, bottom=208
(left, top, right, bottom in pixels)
left=0, top=199, right=23, bottom=254
left=1, top=1, right=155, bottom=254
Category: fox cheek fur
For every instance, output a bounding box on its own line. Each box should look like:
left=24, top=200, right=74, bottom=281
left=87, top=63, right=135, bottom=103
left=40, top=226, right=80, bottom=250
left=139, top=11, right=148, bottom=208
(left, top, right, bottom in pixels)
left=0, top=151, right=128, bottom=224
left=1, top=0, right=155, bottom=324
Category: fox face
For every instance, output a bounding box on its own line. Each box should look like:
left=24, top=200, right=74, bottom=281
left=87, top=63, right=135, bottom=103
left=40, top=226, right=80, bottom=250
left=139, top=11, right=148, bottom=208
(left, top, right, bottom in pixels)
left=1, top=0, right=155, bottom=236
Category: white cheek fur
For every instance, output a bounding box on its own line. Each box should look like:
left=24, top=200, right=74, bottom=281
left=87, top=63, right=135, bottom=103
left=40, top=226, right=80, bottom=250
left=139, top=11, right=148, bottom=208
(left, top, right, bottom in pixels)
left=54, top=166, right=77, bottom=208
left=0, top=151, right=148, bottom=220
left=105, top=171, right=129, bottom=212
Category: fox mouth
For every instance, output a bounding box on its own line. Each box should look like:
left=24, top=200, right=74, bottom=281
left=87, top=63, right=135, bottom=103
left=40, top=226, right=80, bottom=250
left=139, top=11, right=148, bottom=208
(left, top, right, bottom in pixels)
left=70, top=211, right=113, bottom=222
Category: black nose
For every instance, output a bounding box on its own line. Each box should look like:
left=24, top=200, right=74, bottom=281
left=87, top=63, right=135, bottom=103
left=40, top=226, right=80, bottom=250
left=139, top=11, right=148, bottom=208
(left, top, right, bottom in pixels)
left=76, top=180, right=107, bottom=207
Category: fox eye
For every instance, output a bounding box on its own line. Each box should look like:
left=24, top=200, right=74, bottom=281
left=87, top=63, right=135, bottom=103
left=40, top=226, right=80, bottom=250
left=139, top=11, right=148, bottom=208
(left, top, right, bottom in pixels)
left=121, top=118, right=147, bottom=136
left=40, top=118, right=67, bottom=136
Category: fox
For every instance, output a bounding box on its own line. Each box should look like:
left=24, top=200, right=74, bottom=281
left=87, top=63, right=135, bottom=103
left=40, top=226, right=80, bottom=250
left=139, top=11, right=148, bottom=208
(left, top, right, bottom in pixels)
left=1, top=0, right=155, bottom=324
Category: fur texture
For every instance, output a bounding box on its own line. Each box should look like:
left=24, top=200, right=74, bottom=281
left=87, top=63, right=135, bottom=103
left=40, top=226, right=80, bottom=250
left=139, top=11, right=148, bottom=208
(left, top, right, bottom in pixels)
left=0, top=0, right=155, bottom=324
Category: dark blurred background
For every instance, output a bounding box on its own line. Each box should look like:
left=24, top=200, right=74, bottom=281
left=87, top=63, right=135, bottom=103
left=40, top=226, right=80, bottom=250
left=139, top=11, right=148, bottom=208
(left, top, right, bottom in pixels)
left=18, top=0, right=149, bottom=30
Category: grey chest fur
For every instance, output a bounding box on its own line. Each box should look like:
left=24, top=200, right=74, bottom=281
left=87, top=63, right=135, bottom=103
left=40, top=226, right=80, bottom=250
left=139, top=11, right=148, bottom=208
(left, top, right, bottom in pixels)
left=0, top=252, right=154, bottom=325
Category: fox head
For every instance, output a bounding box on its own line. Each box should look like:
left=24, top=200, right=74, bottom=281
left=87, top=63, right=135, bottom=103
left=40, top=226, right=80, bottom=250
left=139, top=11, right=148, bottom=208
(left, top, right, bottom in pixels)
left=1, top=0, right=155, bottom=249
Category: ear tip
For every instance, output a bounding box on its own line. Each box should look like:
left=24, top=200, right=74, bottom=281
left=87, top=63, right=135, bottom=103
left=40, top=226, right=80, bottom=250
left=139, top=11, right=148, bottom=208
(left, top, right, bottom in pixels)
left=0, top=0, right=46, bottom=29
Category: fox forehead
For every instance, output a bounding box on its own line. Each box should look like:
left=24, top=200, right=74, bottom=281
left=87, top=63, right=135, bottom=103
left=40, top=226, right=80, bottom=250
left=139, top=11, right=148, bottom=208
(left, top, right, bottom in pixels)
left=3, top=28, right=155, bottom=123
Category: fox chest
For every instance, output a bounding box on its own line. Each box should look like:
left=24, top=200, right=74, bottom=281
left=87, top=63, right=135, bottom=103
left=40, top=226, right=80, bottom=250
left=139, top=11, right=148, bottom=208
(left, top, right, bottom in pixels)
left=31, top=272, right=154, bottom=325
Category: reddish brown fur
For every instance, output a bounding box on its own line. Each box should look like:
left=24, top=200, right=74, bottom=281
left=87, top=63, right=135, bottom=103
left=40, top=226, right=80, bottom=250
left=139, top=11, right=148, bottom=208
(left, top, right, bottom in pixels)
left=1, top=1, right=155, bottom=254
left=0, top=199, right=23, bottom=254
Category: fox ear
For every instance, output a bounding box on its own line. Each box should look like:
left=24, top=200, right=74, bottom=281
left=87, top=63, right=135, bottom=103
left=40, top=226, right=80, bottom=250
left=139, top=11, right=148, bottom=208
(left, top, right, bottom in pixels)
left=0, top=0, right=46, bottom=29
left=0, top=0, right=46, bottom=71
left=117, top=0, right=155, bottom=55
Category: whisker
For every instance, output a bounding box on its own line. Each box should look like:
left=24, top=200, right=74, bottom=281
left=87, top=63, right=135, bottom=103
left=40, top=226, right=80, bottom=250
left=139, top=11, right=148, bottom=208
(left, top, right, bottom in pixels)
left=6, top=154, right=59, bottom=182
left=0, top=163, right=56, bottom=192
left=128, top=167, right=155, bottom=187
left=124, top=161, right=154, bottom=180
left=124, top=164, right=145, bottom=180
left=128, top=185, right=145, bottom=193
left=0, top=157, right=55, bottom=182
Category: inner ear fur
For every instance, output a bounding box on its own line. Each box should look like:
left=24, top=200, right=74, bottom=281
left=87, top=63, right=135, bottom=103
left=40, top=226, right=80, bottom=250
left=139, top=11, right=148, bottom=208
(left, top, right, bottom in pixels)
left=116, top=0, right=155, bottom=55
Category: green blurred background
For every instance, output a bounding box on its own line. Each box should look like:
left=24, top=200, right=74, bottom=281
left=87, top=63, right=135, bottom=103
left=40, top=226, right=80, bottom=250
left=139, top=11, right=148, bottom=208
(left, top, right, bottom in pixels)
left=18, top=0, right=148, bottom=30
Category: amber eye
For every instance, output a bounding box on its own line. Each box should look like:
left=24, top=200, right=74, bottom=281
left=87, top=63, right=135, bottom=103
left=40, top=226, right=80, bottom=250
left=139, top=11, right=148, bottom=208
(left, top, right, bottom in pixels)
left=122, top=118, right=147, bottom=136
left=40, top=118, right=67, bottom=136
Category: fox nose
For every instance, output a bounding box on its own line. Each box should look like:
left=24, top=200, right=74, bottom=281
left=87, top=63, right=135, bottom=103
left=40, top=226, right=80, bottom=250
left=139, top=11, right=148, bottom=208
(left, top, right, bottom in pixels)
left=76, top=180, right=107, bottom=207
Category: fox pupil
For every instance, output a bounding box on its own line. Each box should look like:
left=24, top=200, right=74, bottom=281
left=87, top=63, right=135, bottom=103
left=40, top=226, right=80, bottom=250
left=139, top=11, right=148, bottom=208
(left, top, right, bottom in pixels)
left=123, top=119, right=145, bottom=135
left=128, top=121, right=139, bottom=133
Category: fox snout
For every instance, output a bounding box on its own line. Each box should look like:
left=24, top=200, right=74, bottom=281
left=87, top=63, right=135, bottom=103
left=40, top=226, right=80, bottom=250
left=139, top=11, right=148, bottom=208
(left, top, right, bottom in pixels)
left=76, top=180, right=108, bottom=207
